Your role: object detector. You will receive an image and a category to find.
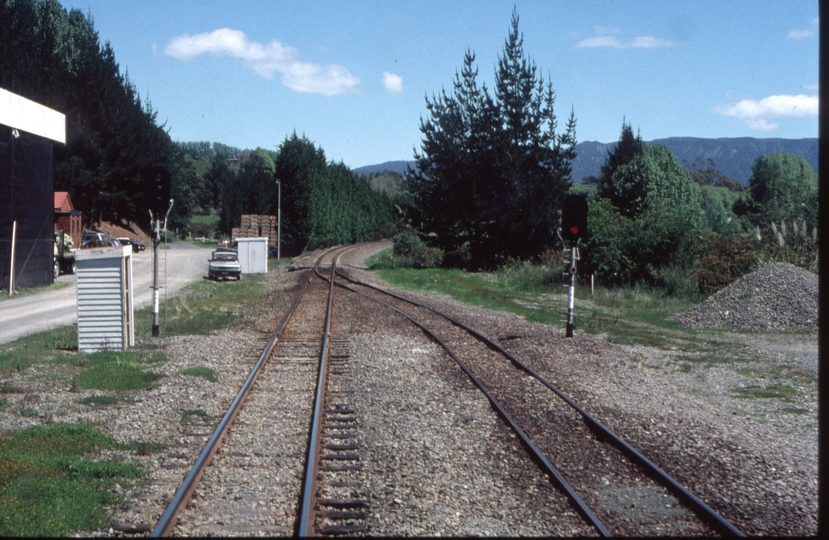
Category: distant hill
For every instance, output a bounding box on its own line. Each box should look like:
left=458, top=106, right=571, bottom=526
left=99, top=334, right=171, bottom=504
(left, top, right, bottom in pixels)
left=571, top=137, right=818, bottom=185
left=363, top=171, right=407, bottom=198
left=353, top=160, right=413, bottom=177
left=355, top=137, right=818, bottom=187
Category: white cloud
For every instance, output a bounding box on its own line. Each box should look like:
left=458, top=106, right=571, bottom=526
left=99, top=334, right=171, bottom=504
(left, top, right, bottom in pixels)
left=628, top=36, right=676, bottom=48
left=787, top=17, right=818, bottom=40
left=787, top=28, right=814, bottom=40
left=744, top=118, right=779, bottom=132
left=382, top=72, right=404, bottom=94
left=576, top=35, right=623, bottom=48
left=593, top=25, right=621, bottom=35
left=164, top=28, right=359, bottom=96
left=714, top=94, right=818, bottom=131
left=575, top=33, right=675, bottom=49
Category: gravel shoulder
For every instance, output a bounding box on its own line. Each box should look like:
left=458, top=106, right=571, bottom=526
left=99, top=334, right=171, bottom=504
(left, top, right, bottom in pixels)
left=0, top=242, right=817, bottom=536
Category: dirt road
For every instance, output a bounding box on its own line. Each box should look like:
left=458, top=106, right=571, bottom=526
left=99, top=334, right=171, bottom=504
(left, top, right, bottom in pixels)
left=0, top=242, right=211, bottom=344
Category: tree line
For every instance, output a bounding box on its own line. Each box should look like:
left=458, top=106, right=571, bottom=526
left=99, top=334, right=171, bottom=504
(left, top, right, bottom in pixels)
left=404, top=9, right=817, bottom=294
left=4, top=0, right=816, bottom=290
left=192, top=135, right=401, bottom=254
left=2, top=0, right=399, bottom=253
left=0, top=0, right=203, bottom=231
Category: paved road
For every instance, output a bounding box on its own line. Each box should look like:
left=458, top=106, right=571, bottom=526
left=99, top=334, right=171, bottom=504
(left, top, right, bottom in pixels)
left=0, top=242, right=212, bottom=344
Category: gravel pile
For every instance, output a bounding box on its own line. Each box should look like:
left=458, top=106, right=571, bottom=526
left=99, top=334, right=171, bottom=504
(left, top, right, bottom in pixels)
left=675, top=263, right=818, bottom=331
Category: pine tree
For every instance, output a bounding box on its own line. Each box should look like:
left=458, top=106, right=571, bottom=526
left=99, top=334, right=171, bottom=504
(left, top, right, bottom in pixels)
left=409, top=8, right=576, bottom=267
left=598, top=120, right=644, bottom=198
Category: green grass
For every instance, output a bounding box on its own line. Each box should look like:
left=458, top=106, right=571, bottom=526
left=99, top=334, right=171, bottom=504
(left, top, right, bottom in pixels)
left=0, top=263, right=268, bottom=536
left=190, top=215, right=219, bottom=226
left=76, top=351, right=165, bottom=391
left=732, top=383, right=798, bottom=401
left=781, top=407, right=809, bottom=414
left=367, top=248, right=704, bottom=349
left=0, top=423, right=143, bottom=537
left=192, top=240, right=219, bottom=249
left=0, top=281, right=71, bottom=302
left=135, top=274, right=267, bottom=337
left=0, top=325, right=78, bottom=375
left=178, top=366, right=218, bottom=382
left=77, top=395, right=121, bottom=406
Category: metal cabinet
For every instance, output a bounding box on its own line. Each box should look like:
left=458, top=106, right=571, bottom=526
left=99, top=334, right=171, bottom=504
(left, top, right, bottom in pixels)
left=237, top=237, right=268, bottom=274
left=75, top=245, right=133, bottom=352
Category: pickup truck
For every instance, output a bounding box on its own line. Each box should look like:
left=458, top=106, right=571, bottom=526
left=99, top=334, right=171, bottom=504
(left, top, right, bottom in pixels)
left=53, top=230, right=76, bottom=278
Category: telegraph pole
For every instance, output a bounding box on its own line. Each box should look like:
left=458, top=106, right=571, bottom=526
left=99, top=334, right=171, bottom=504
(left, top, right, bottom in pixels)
left=277, top=178, right=281, bottom=260
left=151, top=215, right=160, bottom=337
left=150, top=199, right=173, bottom=338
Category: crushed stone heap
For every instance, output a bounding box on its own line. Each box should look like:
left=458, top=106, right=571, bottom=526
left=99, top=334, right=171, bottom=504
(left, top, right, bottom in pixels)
left=676, top=263, right=818, bottom=332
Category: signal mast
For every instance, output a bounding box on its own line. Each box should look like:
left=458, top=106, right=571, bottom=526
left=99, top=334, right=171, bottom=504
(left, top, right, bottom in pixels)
left=559, top=195, right=588, bottom=338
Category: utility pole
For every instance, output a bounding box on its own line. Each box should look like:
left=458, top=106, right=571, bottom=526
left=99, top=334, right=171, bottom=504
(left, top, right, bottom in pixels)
left=151, top=216, right=160, bottom=337
left=150, top=199, right=174, bottom=338
left=277, top=178, right=281, bottom=260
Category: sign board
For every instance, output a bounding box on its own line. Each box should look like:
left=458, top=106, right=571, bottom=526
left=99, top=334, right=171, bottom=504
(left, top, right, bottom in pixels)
left=0, top=87, right=65, bottom=144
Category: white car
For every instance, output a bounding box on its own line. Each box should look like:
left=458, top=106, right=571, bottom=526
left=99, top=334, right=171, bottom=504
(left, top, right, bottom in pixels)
left=208, top=251, right=241, bottom=280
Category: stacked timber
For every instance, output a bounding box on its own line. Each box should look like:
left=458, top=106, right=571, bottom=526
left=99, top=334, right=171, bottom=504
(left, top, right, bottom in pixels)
left=233, top=214, right=277, bottom=246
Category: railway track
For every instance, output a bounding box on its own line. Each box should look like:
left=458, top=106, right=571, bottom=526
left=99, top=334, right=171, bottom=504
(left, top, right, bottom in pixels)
left=148, top=243, right=744, bottom=536
left=151, top=247, right=370, bottom=536
left=331, top=248, right=744, bottom=537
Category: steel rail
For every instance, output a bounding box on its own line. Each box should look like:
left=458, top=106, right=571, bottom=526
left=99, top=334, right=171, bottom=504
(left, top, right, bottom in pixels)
left=325, top=272, right=610, bottom=537
left=297, top=248, right=342, bottom=536
left=334, top=266, right=745, bottom=538
left=150, top=259, right=318, bottom=537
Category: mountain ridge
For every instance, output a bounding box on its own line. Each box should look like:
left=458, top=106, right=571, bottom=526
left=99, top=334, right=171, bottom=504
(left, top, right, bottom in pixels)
left=354, top=136, right=818, bottom=186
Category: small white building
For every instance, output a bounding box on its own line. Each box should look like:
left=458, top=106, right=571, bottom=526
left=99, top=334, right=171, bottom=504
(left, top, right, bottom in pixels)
left=75, top=245, right=134, bottom=352
left=236, top=237, right=268, bottom=274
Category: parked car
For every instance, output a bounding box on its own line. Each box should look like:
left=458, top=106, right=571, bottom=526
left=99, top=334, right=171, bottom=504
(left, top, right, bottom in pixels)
left=116, top=237, right=146, bottom=252
left=208, top=250, right=241, bottom=280
left=82, top=231, right=119, bottom=248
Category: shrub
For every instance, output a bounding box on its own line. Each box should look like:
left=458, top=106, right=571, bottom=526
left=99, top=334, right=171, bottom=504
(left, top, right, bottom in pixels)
left=693, top=233, right=758, bottom=294
left=392, top=230, right=443, bottom=268
left=392, top=230, right=425, bottom=258
left=652, top=265, right=701, bottom=300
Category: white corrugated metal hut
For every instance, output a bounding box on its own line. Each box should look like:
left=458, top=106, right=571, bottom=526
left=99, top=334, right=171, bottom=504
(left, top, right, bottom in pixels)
left=237, top=237, right=268, bottom=274
left=74, top=245, right=134, bottom=352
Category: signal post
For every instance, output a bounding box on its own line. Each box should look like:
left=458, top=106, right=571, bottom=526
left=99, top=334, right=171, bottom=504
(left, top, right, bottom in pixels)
left=560, top=195, right=588, bottom=338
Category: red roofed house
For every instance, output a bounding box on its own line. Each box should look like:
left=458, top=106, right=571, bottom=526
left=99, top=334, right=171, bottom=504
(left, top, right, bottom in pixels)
left=54, top=191, right=81, bottom=248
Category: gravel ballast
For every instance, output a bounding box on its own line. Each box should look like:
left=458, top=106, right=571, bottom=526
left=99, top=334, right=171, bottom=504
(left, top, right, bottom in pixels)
left=0, top=245, right=817, bottom=536
left=675, top=263, right=818, bottom=332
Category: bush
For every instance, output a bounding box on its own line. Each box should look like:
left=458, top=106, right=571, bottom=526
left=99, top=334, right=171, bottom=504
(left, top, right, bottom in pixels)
left=188, top=220, right=216, bottom=239
left=693, top=233, right=758, bottom=294
left=652, top=265, right=701, bottom=300
left=392, top=230, right=443, bottom=268
left=393, top=230, right=426, bottom=258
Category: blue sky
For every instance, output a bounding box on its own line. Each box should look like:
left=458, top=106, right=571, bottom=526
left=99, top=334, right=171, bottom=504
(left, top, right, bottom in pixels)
left=58, top=0, right=819, bottom=169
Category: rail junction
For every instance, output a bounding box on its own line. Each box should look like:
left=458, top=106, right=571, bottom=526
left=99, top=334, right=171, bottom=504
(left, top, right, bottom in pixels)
left=147, top=244, right=745, bottom=537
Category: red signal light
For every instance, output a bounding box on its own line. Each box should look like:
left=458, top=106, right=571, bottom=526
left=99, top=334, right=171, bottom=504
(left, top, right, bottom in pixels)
left=561, top=195, right=588, bottom=243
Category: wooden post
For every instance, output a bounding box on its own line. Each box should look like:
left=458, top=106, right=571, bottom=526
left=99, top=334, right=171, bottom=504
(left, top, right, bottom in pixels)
left=9, top=221, right=16, bottom=295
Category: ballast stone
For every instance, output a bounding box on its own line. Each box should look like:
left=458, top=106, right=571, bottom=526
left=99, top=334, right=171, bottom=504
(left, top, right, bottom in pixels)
left=675, top=263, right=817, bottom=332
